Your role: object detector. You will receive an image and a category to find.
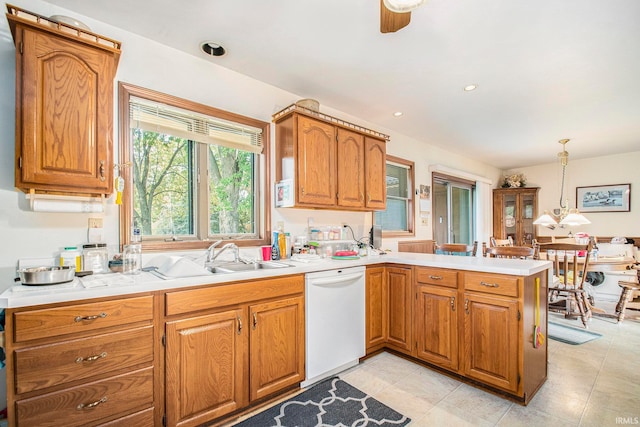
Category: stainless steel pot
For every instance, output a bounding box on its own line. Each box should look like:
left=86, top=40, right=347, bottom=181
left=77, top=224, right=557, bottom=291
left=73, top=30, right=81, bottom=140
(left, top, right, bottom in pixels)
left=17, top=266, right=75, bottom=285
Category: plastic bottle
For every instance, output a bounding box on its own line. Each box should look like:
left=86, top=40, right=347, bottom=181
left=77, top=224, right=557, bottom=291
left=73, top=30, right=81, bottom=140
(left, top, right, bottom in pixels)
left=271, top=232, right=280, bottom=260
left=279, top=231, right=287, bottom=259
left=60, top=247, right=82, bottom=272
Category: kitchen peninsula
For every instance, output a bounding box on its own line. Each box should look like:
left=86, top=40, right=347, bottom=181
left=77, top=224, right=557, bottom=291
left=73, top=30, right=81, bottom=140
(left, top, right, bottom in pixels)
left=1, top=253, right=551, bottom=427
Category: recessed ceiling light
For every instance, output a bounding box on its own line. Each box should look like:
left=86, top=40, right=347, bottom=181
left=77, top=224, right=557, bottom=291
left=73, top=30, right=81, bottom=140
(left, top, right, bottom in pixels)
left=463, top=84, right=478, bottom=91
left=201, top=41, right=226, bottom=57
left=393, top=111, right=403, bottom=117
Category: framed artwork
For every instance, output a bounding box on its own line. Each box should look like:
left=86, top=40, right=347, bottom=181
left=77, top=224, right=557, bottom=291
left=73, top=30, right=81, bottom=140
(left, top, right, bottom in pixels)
left=275, top=179, right=294, bottom=207
left=576, top=183, right=631, bottom=213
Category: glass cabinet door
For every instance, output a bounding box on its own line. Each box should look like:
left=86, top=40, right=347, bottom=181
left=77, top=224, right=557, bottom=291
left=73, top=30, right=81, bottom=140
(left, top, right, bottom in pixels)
left=503, top=194, right=517, bottom=243
left=521, top=193, right=535, bottom=245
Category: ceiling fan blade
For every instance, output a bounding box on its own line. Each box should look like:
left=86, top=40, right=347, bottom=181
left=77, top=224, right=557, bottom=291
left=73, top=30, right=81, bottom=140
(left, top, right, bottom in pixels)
left=380, top=0, right=411, bottom=33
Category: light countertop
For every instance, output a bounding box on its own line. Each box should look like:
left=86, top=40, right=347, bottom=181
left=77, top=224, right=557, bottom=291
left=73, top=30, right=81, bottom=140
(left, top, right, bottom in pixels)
left=1, top=252, right=551, bottom=309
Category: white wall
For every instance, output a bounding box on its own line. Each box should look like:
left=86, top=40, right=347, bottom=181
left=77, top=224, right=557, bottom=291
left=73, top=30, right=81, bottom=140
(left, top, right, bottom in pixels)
left=0, top=0, right=503, bottom=290
left=506, top=151, right=640, bottom=239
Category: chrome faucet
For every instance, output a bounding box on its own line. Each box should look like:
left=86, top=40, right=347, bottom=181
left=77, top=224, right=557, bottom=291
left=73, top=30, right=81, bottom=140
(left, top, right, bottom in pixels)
left=206, top=241, right=240, bottom=264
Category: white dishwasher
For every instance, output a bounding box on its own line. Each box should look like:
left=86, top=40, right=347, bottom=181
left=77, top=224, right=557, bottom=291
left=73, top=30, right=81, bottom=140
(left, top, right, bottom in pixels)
left=302, top=266, right=366, bottom=387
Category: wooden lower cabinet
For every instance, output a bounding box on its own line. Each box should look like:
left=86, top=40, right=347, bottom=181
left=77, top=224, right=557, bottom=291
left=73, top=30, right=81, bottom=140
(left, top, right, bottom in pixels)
left=249, top=296, right=305, bottom=401
left=385, top=266, right=413, bottom=354
left=367, top=265, right=547, bottom=404
left=5, top=295, right=156, bottom=427
left=164, top=276, right=305, bottom=427
left=165, top=309, right=248, bottom=427
left=462, top=292, right=519, bottom=392
left=365, top=267, right=387, bottom=351
left=415, top=284, right=458, bottom=371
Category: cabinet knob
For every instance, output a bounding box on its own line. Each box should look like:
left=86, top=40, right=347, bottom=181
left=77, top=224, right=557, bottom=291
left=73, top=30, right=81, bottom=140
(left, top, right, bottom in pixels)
left=450, top=296, right=456, bottom=311
left=237, top=316, right=242, bottom=335
left=99, top=160, right=106, bottom=182
left=464, top=298, right=469, bottom=314
left=252, top=312, right=257, bottom=330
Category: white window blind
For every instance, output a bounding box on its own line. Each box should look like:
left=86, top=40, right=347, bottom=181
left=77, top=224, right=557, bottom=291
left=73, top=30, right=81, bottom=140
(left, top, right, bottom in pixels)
left=129, top=96, right=263, bottom=153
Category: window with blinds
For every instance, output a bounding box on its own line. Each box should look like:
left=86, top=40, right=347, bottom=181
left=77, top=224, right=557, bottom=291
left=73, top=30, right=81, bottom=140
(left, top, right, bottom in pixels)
left=119, top=84, right=269, bottom=247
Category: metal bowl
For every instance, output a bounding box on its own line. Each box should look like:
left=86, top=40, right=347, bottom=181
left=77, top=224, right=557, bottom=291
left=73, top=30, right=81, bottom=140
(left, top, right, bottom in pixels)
left=17, top=266, right=75, bottom=285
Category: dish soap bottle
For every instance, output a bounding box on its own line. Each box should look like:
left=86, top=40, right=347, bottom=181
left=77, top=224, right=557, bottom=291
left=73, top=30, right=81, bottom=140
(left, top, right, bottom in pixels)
left=271, top=232, right=280, bottom=260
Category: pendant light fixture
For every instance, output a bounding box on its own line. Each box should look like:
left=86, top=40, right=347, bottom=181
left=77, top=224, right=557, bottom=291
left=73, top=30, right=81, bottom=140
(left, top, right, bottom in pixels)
left=533, top=139, right=590, bottom=229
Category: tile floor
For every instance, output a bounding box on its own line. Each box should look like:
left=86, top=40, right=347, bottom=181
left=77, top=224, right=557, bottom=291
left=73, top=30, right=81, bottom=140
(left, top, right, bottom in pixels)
left=340, top=311, right=640, bottom=427
left=229, top=309, right=639, bottom=427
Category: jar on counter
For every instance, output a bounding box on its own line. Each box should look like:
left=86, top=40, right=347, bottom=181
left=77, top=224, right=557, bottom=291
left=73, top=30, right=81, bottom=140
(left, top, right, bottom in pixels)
left=83, top=243, right=108, bottom=274
left=60, top=246, right=81, bottom=272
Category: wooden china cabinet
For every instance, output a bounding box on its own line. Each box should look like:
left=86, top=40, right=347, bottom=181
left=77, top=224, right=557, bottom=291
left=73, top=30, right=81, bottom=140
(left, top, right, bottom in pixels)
left=492, top=187, right=539, bottom=246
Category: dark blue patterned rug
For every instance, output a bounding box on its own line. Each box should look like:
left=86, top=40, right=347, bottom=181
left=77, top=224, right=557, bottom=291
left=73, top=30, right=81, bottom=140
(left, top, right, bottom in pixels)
left=233, top=377, right=410, bottom=427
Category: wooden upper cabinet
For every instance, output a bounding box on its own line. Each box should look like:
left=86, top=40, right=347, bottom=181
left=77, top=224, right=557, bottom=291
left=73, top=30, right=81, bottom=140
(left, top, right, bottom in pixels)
left=8, top=7, right=121, bottom=196
left=365, top=137, right=386, bottom=209
left=297, top=115, right=337, bottom=206
left=337, top=128, right=365, bottom=208
left=273, top=105, right=388, bottom=211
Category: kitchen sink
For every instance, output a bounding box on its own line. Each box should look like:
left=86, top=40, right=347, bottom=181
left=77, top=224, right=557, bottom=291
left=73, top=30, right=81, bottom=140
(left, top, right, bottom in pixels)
left=207, top=261, right=293, bottom=274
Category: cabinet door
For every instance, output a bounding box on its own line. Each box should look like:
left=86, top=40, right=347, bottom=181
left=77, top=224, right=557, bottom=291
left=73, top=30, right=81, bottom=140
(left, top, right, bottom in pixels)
left=365, top=137, right=386, bottom=209
left=296, top=115, right=336, bottom=206
left=387, top=267, right=412, bottom=354
left=462, top=293, right=519, bottom=393
left=337, top=128, right=365, bottom=207
left=17, top=27, right=115, bottom=194
left=519, top=191, right=537, bottom=246
left=415, top=285, right=458, bottom=371
left=166, top=309, right=247, bottom=427
left=366, top=267, right=387, bottom=351
left=249, top=296, right=305, bottom=401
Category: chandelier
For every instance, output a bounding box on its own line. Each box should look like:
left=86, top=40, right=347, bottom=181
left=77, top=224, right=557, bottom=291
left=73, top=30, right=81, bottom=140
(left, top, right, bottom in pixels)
left=533, top=139, right=590, bottom=229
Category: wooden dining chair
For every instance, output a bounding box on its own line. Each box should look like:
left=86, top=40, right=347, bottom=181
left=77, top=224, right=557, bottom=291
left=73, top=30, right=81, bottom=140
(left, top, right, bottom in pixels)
left=489, top=236, right=514, bottom=247
left=538, top=242, right=593, bottom=328
left=484, top=244, right=539, bottom=259
left=438, top=241, right=478, bottom=256
left=615, top=265, right=640, bottom=323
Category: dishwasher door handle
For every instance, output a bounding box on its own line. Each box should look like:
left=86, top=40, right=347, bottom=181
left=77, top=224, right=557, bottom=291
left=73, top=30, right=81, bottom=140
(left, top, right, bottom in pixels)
left=308, top=273, right=365, bottom=287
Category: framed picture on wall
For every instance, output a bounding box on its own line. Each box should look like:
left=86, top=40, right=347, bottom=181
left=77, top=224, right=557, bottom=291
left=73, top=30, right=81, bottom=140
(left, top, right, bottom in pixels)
left=576, top=183, right=631, bottom=213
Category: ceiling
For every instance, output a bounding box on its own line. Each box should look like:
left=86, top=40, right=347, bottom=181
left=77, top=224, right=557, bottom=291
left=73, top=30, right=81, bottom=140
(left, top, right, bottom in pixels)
left=43, top=0, right=640, bottom=169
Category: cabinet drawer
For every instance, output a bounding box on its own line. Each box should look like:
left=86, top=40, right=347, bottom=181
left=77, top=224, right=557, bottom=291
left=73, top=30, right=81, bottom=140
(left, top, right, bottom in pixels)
left=16, top=366, right=153, bottom=427
left=13, top=295, right=154, bottom=342
left=464, top=272, right=519, bottom=297
left=415, top=267, right=458, bottom=288
left=95, top=407, right=154, bottom=426
left=15, top=325, right=153, bottom=394
left=166, top=275, right=304, bottom=316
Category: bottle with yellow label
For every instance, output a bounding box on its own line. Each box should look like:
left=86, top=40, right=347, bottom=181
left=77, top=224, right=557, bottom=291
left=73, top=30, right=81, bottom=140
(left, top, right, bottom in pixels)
left=60, top=246, right=82, bottom=272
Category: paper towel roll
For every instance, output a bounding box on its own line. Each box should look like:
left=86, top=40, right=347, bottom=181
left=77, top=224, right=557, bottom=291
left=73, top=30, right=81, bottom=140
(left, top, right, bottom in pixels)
left=32, top=198, right=104, bottom=213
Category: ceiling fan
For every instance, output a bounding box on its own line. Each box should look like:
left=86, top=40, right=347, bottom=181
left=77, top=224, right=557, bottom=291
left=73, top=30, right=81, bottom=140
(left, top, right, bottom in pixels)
left=380, top=0, right=426, bottom=33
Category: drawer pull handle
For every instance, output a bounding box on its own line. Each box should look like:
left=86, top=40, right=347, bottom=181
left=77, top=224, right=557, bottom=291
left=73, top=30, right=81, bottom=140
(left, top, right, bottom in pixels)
left=77, top=396, right=107, bottom=410
left=429, top=275, right=443, bottom=280
left=464, top=298, right=469, bottom=314
left=252, top=312, right=257, bottom=330
left=237, top=316, right=242, bottom=335
left=74, top=312, right=107, bottom=322
left=76, top=352, right=107, bottom=364
left=99, top=160, right=106, bottom=182
left=480, top=281, right=500, bottom=288
left=450, top=296, right=456, bottom=311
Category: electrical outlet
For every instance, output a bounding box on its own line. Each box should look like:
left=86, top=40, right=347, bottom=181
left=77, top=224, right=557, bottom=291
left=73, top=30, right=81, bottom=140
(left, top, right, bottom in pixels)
left=276, top=221, right=284, bottom=232
left=88, top=218, right=103, bottom=228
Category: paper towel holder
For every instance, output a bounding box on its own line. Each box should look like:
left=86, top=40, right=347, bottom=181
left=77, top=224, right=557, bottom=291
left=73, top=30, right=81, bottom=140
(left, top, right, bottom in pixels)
left=26, top=189, right=106, bottom=213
